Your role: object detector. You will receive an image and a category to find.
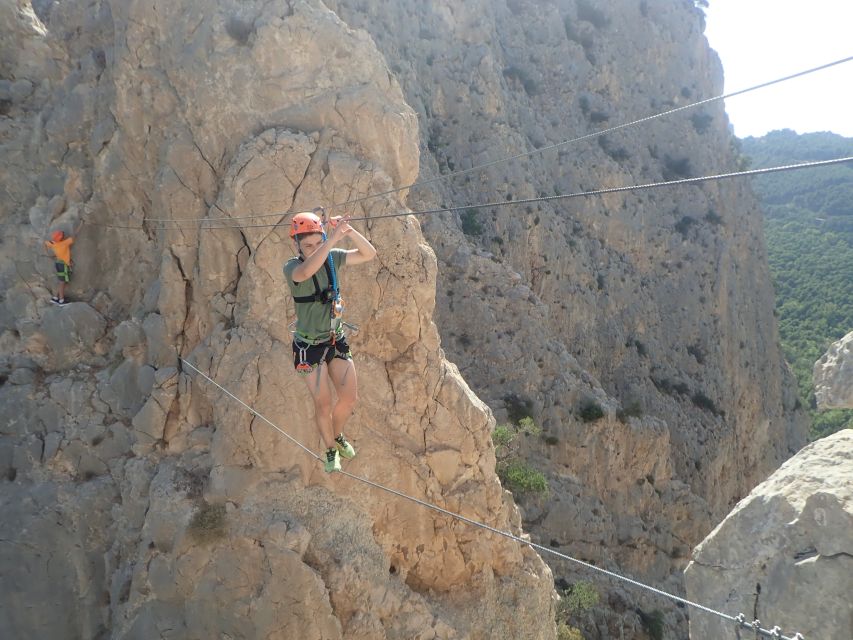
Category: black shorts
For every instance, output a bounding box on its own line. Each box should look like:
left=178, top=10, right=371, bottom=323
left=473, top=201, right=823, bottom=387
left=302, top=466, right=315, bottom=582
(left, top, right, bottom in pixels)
left=55, top=261, right=72, bottom=283
left=292, top=335, right=352, bottom=374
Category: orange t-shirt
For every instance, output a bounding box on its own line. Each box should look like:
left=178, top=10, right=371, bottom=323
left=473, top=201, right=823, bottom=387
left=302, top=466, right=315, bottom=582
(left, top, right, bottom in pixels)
left=45, top=237, right=74, bottom=265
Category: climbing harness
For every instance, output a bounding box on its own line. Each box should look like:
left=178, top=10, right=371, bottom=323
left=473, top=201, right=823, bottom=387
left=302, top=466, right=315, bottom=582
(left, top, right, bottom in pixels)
left=290, top=258, right=339, bottom=306
left=54, top=261, right=72, bottom=281
left=288, top=318, right=359, bottom=341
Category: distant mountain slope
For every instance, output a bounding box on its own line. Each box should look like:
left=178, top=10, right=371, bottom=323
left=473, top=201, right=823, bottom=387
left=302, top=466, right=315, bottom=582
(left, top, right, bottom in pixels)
left=741, top=130, right=853, bottom=438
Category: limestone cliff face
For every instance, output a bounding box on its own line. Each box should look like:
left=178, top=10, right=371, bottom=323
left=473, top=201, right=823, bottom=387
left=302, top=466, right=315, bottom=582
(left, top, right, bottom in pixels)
left=0, top=1, right=553, bottom=638
left=327, top=0, right=808, bottom=634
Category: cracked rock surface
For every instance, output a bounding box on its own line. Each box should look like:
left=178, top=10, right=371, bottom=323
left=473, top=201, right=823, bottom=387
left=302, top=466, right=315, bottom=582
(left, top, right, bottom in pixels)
left=684, top=429, right=853, bottom=640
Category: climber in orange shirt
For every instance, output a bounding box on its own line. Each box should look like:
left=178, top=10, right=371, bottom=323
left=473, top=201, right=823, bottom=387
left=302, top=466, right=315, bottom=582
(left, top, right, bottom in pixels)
left=44, top=220, right=84, bottom=305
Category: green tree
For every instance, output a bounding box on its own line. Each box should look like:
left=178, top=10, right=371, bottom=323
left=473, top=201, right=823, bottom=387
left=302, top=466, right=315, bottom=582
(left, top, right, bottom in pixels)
left=742, top=131, right=853, bottom=439
left=555, top=582, right=599, bottom=640
left=492, top=417, right=548, bottom=496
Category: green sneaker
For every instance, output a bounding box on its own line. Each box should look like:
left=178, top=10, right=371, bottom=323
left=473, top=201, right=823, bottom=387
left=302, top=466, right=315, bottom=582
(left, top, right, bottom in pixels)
left=335, top=433, right=356, bottom=459
left=324, top=448, right=341, bottom=473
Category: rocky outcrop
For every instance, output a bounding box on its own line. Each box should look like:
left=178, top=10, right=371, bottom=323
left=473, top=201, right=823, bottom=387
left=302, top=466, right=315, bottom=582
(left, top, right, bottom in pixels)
left=814, top=330, right=853, bottom=410
left=0, top=1, right=553, bottom=638
left=684, top=429, right=853, bottom=640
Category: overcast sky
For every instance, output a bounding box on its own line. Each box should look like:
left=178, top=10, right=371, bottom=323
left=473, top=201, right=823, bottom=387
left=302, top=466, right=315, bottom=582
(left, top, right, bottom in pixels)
left=703, top=0, right=853, bottom=138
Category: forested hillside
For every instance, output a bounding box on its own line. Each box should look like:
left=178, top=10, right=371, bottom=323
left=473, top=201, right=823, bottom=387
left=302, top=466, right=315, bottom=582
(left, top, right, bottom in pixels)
left=741, top=130, right=853, bottom=438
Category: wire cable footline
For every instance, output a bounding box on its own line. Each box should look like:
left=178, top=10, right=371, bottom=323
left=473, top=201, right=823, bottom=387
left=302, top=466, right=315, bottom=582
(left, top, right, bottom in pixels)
left=179, top=357, right=804, bottom=640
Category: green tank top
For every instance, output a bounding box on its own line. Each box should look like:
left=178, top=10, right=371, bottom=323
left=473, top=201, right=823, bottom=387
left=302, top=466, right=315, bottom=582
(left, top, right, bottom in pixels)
left=283, top=249, right=347, bottom=343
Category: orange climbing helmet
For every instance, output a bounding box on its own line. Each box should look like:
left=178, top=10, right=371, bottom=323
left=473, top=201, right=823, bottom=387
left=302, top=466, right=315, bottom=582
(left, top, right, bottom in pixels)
left=290, top=211, right=324, bottom=238
left=51, top=230, right=64, bottom=242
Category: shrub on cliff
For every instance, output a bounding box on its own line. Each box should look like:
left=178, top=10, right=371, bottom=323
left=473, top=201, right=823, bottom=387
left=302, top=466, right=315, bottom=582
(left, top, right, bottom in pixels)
left=493, top=417, right=548, bottom=497
left=188, top=502, right=227, bottom=544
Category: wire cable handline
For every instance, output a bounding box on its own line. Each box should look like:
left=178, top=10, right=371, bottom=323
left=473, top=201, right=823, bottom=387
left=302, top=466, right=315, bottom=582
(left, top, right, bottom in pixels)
left=324, top=54, right=853, bottom=212
left=88, top=55, right=853, bottom=229
left=343, top=156, right=853, bottom=222
left=179, top=357, right=805, bottom=640
left=96, top=156, right=853, bottom=230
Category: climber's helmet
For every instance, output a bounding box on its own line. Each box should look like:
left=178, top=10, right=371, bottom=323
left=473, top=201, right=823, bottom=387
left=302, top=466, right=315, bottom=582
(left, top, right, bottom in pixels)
left=290, top=212, right=324, bottom=239
left=290, top=212, right=326, bottom=257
